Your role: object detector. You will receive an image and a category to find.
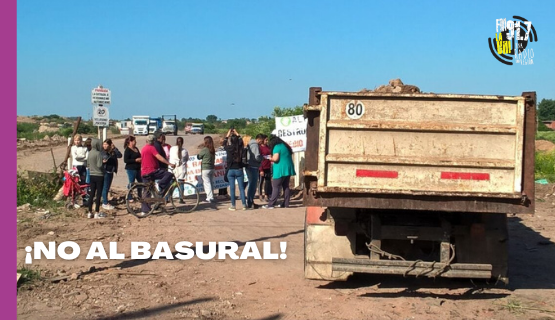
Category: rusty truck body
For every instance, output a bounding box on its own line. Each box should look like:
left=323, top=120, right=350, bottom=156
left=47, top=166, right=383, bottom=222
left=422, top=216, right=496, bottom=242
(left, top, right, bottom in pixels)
left=302, top=87, right=536, bottom=282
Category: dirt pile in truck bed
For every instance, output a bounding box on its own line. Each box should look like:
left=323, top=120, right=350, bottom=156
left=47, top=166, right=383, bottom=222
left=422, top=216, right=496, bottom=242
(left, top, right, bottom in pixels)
left=360, top=78, right=421, bottom=94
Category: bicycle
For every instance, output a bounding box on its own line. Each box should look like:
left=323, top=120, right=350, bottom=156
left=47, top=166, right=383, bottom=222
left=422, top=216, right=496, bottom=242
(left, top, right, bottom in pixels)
left=63, top=169, right=90, bottom=210
left=125, top=172, right=200, bottom=218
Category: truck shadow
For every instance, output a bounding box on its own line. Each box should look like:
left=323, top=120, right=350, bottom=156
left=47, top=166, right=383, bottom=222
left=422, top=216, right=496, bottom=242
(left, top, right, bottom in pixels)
left=91, top=297, right=215, bottom=320
left=506, top=215, right=555, bottom=290
left=319, top=275, right=510, bottom=300
left=318, top=216, right=554, bottom=297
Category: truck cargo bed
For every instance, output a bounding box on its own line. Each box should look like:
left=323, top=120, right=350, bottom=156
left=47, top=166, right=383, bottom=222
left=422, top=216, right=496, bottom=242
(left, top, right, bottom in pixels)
left=303, top=89, right=536, bottom=214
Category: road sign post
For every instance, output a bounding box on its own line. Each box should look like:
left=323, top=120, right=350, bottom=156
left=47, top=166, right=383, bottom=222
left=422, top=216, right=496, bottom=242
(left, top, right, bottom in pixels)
left=91, top=86, right=111, bottom=105
left=91, top=85, right=111, bottom=141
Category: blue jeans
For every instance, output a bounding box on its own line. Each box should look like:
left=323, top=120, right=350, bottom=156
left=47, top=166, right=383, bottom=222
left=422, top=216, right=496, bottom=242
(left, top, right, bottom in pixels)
left=245, top=166, right=259, bottom=207
left=102, top=172, right=114, bottom=205
left=85, top=168, right=91, bottom=184
left=126, top=169, right=143, bottom=200
left=227, top=168, right=246, bottom=208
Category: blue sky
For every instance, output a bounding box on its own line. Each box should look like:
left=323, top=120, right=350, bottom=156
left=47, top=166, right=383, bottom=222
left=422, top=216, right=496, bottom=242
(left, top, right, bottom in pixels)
left=17, top=1, right=555, bottom=121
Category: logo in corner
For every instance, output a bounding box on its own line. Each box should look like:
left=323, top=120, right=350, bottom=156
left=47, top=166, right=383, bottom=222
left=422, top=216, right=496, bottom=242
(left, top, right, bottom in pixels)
left=488, top=16, right=538, bottom=66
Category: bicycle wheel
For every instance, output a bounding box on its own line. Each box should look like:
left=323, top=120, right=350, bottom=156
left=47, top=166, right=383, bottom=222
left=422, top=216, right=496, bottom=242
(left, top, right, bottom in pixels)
left=168, top=180, right=200, bottom=214
left=126, top=183, right=156, bottom=218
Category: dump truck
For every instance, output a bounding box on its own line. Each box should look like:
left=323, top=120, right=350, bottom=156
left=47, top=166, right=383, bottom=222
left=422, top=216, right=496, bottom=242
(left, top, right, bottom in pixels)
left=132, top=115, right=150, bottom=136
left=302, top=87, right=536, bottom=283
left=161, top=114, right=178, bottom=135
left=148, top=117, right=162, bottom=135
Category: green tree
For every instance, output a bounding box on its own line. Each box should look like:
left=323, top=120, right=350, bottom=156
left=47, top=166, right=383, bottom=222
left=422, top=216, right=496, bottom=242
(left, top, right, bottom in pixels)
left=206, top=115, right=218, bottom=123
left=242, top=106, right=305, bottom=137
left=226, top=118, right=248, bottom=130
left=538, top=99, right=555, bottom=121
left=271, top=106, right=304, bottom=117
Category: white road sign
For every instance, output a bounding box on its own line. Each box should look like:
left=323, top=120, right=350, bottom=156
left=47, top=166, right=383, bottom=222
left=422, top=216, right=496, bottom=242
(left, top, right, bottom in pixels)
left=93, top=106, right=109, bottom=126
left=91, top=86, right=111, bottom=105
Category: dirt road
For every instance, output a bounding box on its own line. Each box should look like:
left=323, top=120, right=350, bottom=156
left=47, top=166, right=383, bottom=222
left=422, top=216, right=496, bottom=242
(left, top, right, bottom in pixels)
left=16, top=139, right=555, bottom=319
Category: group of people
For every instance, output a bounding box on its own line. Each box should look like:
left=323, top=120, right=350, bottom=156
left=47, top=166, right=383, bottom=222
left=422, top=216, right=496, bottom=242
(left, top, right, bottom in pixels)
left=70, top=128, right=296, bottom=218
left=223, top=128, right=296, bottom=211
left=70, top=134, right=122, bottom=218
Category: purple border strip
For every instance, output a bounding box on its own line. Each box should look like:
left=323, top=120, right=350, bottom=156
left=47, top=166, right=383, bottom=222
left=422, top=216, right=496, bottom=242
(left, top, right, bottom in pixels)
left=8, top=0, right=16, bottom=318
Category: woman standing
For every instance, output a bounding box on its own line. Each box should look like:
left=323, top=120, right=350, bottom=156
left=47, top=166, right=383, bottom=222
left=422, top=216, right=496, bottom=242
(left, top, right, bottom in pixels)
left=123, top=136, right=142, bottom=201
left=87, top=139, right=106, bottom=218
left=101, top=138, right=122, bottom=210
left=262, top=133, right=296, bottom=209
left=198, top=136, right=216, bottom=203
left=84, top=138, right=92, bottom=184
left=258, top=134, right=272, bottom=202
left=169, top=137, right=189, bottom=180
left=224, top=129, right=247, bottom=210
left=70, top=134, right=87, bottom=183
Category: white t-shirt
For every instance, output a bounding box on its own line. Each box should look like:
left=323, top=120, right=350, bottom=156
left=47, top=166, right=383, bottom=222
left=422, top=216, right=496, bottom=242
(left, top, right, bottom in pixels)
left=168, top=145, right=189, bottom=179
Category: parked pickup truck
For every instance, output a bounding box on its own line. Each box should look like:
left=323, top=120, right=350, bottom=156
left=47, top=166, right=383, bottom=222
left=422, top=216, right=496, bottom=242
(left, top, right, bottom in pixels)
left=302, top=87, right=536, bottom=283
left=191, top=123, right=204, bottom=134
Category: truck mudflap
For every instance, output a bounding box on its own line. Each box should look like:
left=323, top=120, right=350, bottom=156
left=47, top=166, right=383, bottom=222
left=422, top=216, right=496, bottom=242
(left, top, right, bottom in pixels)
left=332, top=258, right=492, bottom=279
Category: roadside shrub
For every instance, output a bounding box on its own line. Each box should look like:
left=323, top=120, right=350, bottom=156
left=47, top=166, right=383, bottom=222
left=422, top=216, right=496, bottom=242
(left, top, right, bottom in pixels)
left=17, top=123, right=44, bottom=140
left=17, top=267, right=41, bottom=285
left=17, top=172, right=62, bottom=207
left=537, top=122, right=552, bottom=132
left=59, top=127, right=74, bottom=137
left=79, top=122, right=96, bottom=134
left=57, top=122, right=97, bottom=137
left=537, top=131, right=555, bottom=144
left=203, top=123, right=217, bottom=134
left=535, top=150, right=555, bottom=182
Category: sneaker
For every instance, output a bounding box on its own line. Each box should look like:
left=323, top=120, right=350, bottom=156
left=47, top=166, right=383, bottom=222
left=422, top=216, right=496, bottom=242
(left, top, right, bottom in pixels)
left=87, top=212, right=94, bottom=219
left=279, top=204, right=289, bottom=208
left=102, top=204, right=115, bottom=210
left=261, top=205, right=274, bottom=210
left=228, top=207, right=236, bottom=211
left=203, top=200, right=212, bottom=204
left=138, top=212, right=149, bottom=217
left=94, top=212, right=107, bottom=219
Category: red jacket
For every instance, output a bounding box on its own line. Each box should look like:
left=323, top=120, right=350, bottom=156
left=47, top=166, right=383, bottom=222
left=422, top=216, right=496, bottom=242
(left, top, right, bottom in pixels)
left=259, top=144, right=271, bottom=171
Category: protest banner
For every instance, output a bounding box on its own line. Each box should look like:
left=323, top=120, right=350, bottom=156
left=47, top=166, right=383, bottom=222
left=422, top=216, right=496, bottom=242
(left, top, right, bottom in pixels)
left=274, top=115, right=307, bottom=153
left=172, top=150, right=248, bottom=197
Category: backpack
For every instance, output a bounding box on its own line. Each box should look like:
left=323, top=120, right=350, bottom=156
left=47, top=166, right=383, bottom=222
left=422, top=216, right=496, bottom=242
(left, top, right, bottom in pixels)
left=241, top=145, right=249, bottom=168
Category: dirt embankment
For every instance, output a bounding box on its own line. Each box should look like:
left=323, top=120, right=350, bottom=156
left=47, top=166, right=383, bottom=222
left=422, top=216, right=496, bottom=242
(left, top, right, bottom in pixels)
left=536, top=140, right=555, bottom=152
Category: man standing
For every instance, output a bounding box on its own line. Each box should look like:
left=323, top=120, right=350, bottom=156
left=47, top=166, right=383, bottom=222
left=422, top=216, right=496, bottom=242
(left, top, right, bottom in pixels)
left=153, top=131, right=169, bottom=170
left=140, top=135, right=176, bottom=215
